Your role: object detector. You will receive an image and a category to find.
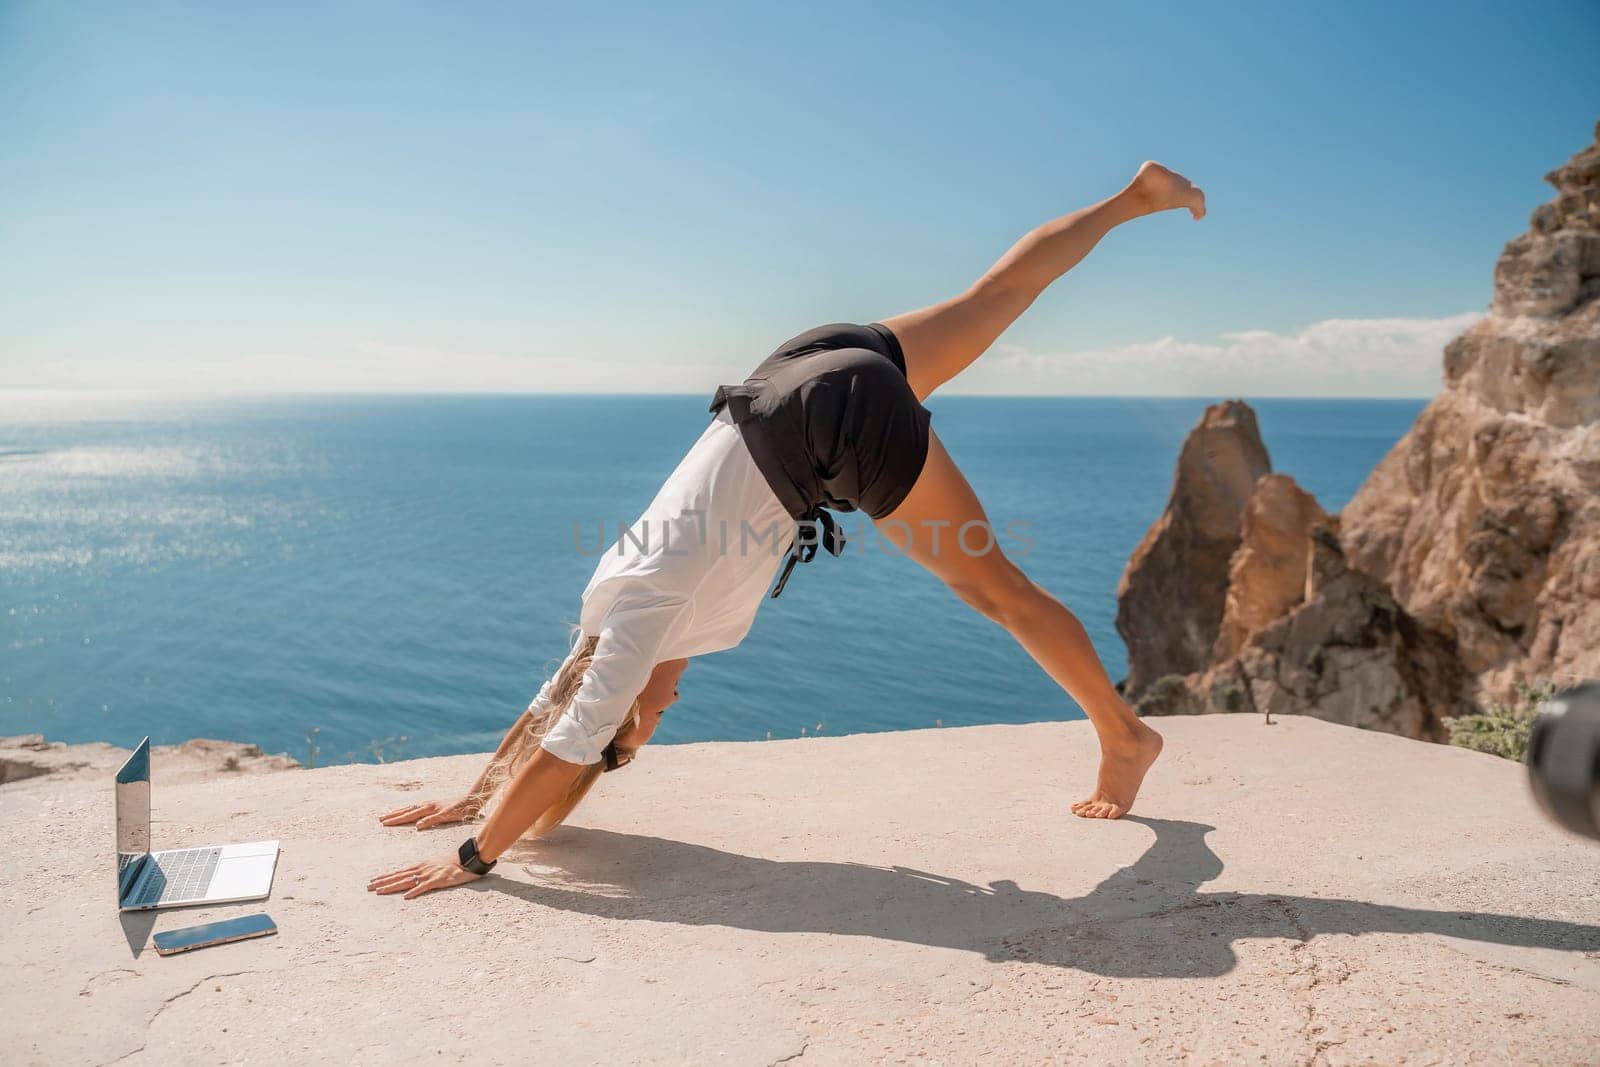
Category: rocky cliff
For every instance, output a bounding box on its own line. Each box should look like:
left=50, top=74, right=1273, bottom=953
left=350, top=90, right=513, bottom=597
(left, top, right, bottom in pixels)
left=1117, top=123, right=1600, bottom=736
left=1119, top=411, right=1471, bottom=738
left=1340, top=123, right=1600, bottom=707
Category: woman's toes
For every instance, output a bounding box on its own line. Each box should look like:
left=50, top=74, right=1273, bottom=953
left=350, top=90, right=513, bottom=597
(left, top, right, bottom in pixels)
left=1072, top=792, right=1138, bottom=819
left=1073, top=795, right=1123, bottom=818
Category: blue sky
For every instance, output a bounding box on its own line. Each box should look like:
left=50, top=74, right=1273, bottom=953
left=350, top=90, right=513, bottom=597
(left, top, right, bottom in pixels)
left=3, top=1, right=1596, bottom=395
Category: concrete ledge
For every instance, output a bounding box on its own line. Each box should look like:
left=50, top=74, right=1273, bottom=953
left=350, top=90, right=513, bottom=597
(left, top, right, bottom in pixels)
left=3, top=715, right=1598, bottom=1064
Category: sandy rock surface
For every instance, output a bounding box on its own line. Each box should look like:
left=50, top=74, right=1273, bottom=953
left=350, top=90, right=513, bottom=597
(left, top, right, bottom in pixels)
left=3, top=716, right=1598, bottom=1065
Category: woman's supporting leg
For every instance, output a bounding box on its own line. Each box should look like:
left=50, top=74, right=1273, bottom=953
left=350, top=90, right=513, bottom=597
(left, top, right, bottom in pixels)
left=882, top=161, right=1205, bottom=402
left=877, top=430, right=1163, bottom=819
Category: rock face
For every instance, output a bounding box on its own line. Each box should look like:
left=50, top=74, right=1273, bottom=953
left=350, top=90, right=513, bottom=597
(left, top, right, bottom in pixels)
left=1119, top=123, right=1600, bottom=736
left=1115, top=400, right=1271, bottom=696
left=1213, top=474, right=1330, bottom=662
left=1141, top=522, right=1472, bottom=739
left=1128, top=466, right=1470, bottom=738
left=1340, top=124, right=1600, bottom=707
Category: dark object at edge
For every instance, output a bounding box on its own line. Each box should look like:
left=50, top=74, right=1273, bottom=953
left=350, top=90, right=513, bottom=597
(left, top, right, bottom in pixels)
left=1527, top=681, right=1600, bottom=842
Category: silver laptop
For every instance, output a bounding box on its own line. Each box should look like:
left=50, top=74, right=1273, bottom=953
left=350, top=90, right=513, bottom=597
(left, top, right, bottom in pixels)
left=116, top=736, right=280, bottom=911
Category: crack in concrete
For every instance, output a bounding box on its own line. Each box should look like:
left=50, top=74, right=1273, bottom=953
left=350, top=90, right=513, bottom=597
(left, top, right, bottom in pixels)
left=1277, top=899, right=1350, bottom=1067
left=79, top=968, right=140, bottom=996
left=99, top=970, right=258, bottom=1066
left=768, top=1037, right=809, bottom=1064
left=97, top=950, right=390, bottom=1062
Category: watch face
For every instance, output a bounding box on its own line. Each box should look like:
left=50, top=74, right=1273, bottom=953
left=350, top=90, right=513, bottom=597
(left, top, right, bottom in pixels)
left=459, top=837, right=494, bottom=874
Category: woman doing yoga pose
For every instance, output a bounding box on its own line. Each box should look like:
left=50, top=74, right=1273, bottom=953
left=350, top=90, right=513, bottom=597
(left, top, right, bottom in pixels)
left=369, top=161, right=1206, bottom=900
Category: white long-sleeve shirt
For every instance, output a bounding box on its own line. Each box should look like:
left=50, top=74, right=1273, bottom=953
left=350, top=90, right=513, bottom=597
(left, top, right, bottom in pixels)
left=538, top=409, right=794, bottom=765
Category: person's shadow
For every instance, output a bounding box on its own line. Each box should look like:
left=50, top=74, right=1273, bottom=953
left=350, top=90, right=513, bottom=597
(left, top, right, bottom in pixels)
left=476, top=817, right=1600, bottom=978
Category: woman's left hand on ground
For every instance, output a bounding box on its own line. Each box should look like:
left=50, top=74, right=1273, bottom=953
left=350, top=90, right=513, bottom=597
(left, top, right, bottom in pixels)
left=367, top=853, right=484, bottom=900
left=377, top=795, right=481, bottom=829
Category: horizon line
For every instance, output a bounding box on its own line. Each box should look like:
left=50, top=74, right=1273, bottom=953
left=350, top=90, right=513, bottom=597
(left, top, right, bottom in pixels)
left=0, top=388, right=1440, bottom=402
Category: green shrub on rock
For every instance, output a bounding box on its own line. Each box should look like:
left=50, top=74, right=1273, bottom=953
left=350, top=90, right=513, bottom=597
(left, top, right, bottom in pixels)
left=1445, top=681, right=1556, bottom=761
left=1137, top=674, right=1194, bottom=716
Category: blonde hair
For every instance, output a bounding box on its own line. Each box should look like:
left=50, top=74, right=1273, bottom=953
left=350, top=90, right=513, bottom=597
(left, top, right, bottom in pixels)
left=469, top=632, right=648, bottom=838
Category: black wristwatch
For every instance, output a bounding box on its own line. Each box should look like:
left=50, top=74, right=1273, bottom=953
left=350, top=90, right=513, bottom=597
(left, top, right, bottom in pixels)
left=457, top=836, right=497, bottom=876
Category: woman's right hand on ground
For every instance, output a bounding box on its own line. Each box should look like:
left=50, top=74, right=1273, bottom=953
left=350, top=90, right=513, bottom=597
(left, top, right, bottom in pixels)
left=378, top=795, right=481, bottom=829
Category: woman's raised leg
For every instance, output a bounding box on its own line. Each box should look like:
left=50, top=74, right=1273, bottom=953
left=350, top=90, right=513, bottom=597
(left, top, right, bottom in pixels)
left=876, top=430, right=1163, bottom=819
left=882, top=161, right=1204, bottom=402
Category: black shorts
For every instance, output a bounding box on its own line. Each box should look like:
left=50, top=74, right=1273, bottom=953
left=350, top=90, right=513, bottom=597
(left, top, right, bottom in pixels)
left=709, top=322, right=933, bottom=522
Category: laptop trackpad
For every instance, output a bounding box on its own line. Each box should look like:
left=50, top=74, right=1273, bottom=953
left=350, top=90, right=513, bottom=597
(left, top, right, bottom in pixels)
left=210, top=841, right=280, bottom=898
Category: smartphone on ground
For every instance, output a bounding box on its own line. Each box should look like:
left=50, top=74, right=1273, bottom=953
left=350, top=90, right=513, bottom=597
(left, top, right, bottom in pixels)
left=152, top=913, right=278, bottom=956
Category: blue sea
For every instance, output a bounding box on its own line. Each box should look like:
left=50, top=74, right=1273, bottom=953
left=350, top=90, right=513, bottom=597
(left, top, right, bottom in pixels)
left=0, top=393, right=1423, bottom=764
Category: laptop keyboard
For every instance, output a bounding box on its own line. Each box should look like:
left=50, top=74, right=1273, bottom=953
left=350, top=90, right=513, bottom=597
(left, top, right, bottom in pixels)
left=130, top=847, right=223, bottom=906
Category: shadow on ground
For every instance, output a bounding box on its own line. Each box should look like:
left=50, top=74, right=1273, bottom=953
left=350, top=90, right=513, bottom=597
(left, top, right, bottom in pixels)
left=478, top=817, right=1600, bottom=978
left=119, top=909, right=158, bottom=958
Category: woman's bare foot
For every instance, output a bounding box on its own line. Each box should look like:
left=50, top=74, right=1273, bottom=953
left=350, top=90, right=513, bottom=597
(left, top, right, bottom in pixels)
left=1071, top=721, right=1164, bottom=820
left=1127, top=161, right=1206, bottom=220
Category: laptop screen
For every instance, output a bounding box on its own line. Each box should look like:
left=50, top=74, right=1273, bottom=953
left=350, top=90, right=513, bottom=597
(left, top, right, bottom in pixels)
left=115, top=737, right=152, bottom=901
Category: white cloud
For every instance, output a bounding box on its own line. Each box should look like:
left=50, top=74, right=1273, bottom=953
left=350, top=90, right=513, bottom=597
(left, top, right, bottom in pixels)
left=952, top=312, right=1484, bottom=397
